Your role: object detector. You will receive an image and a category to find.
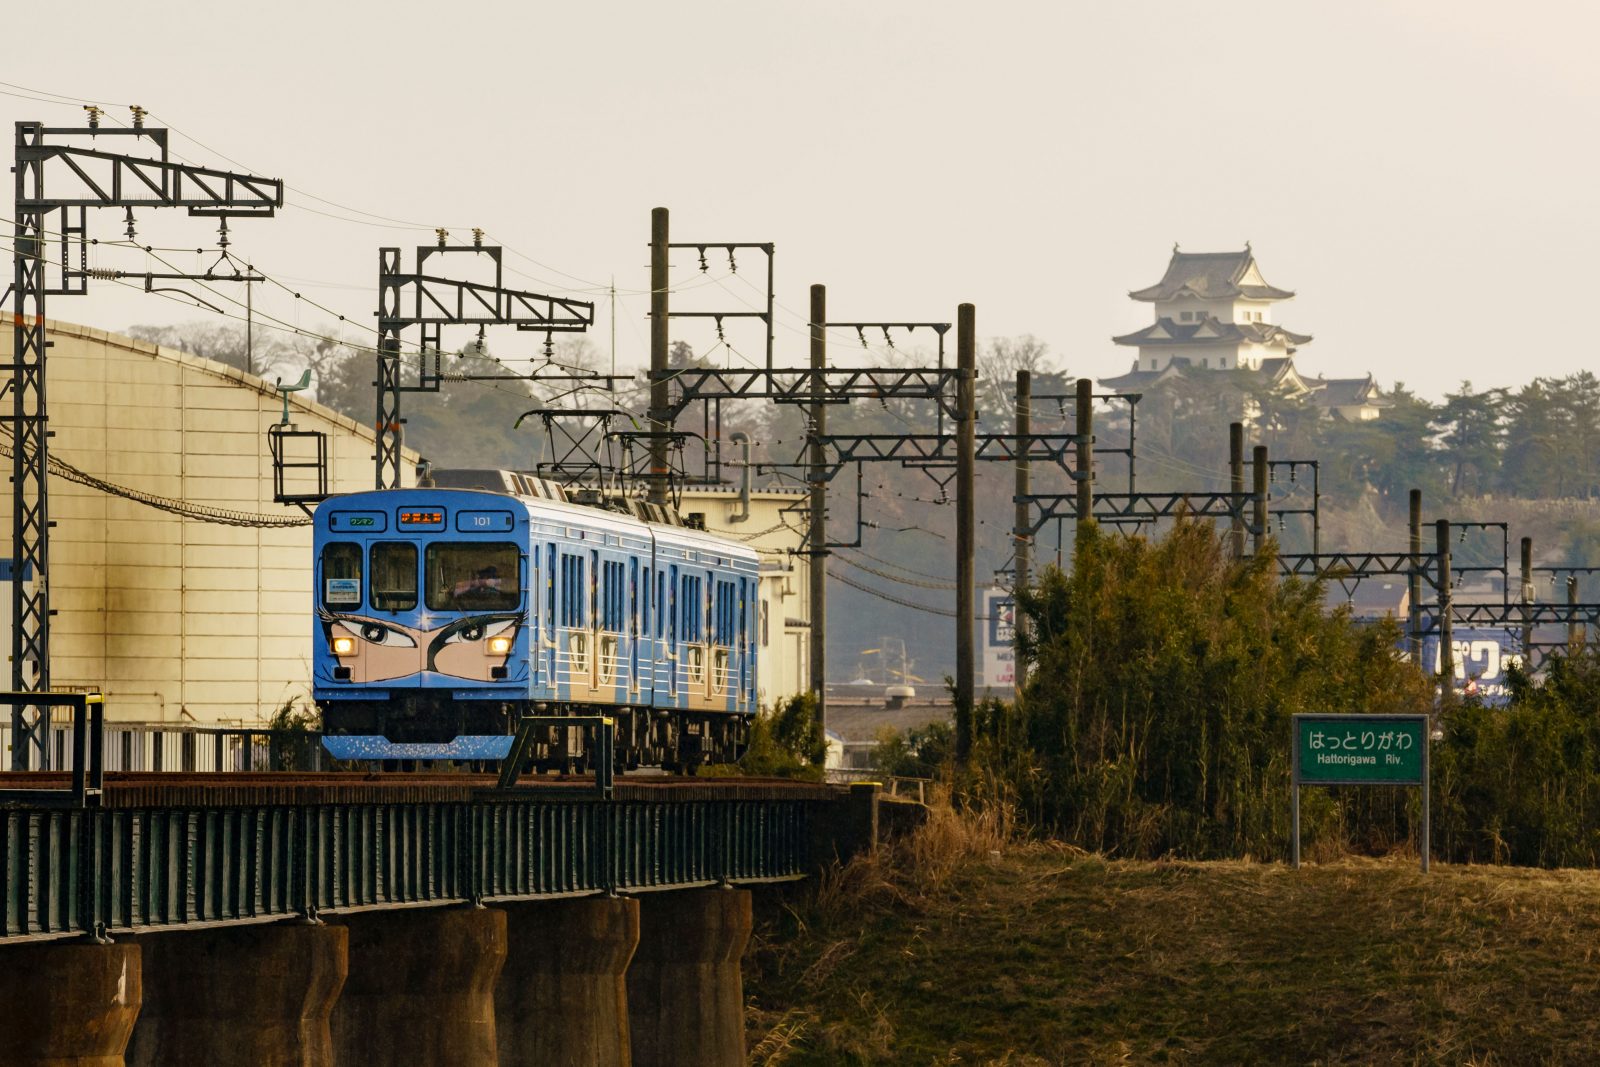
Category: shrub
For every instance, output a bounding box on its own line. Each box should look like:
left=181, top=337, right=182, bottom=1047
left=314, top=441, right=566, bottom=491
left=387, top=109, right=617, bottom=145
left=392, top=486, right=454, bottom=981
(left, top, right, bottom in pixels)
left=737, top=692, right=827, bottom=780
left=970, top=517, right=1434, bottom=860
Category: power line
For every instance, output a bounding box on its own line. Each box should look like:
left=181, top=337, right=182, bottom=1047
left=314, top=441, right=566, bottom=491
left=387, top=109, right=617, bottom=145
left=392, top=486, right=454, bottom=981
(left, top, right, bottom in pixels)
left=0, top=426, right=309, bottom=528
left=834, top=552, right=956, bottom=591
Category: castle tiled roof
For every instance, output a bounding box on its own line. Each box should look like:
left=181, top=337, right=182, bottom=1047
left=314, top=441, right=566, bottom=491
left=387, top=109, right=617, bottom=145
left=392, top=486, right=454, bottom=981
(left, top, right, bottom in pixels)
left=1098, top=359, right=1192, bottom=392
left=1310, top=374, right=1390, bottom=410
left=1129, top=248, right=1295, bottom=302
left=1098, top=355, right=1316, bottom=396
left=1112, top=317, right=1311, bottom=348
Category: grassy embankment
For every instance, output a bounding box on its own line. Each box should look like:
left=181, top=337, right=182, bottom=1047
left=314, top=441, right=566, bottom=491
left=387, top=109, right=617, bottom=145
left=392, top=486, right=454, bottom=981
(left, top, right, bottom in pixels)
left=745, top=807, right=1600, bottom=1065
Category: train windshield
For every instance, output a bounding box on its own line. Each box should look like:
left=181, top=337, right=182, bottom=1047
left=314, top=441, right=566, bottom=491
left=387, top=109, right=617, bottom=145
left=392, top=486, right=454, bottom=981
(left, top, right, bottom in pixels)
left=321, top=543, right=362, bottom=609
left=369, top=542, right=418, bottom=612
left=426, top=542, right=520, bottom=611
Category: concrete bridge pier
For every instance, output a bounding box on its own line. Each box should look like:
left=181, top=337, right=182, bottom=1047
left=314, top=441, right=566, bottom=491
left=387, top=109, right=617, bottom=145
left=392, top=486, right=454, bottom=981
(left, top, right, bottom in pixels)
left=125, top=921, right=346, bottom=1067
left=627, top=887, right=753, bottom=1067
left=495, top=895, right=640, bottom=1067
left=330, top=905, right=507, bottom=1067
left=0, top=940, right=141, bottom=1065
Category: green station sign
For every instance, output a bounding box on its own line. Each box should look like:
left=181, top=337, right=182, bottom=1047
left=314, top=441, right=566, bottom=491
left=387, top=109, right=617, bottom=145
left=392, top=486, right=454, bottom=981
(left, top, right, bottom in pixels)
left=1291, top=713, right=1431, bottom=871
left=1293, top=714, right=1425, bottom=785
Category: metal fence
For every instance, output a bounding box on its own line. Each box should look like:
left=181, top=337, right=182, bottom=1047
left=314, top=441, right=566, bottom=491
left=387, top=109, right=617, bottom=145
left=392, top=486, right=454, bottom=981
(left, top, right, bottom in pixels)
left=2, top=793, right=820, bottom=942
left=2, top=719, right=323, bottom=774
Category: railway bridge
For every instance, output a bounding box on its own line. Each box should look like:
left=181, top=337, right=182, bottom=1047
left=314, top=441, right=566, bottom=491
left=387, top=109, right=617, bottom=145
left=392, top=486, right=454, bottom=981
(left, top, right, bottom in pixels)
left=0, top=756, right=883, bottom=1066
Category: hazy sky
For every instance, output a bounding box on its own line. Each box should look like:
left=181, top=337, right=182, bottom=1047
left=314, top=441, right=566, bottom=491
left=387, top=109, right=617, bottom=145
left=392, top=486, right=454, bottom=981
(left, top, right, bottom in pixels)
left=5, top=2, right=1597, bottom=398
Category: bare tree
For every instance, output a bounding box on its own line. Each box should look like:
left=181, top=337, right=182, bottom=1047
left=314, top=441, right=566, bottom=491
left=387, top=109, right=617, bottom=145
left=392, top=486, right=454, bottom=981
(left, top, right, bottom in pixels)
left=977, top=335, right=1063, bottom=423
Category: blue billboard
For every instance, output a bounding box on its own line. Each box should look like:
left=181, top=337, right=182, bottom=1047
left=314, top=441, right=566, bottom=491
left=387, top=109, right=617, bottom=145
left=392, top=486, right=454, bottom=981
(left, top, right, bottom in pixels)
left=1419, top=627, right=1522, bottom=707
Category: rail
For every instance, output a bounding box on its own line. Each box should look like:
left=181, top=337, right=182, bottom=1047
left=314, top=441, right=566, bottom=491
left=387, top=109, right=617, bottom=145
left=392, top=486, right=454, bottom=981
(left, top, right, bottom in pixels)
left=824, top=769, right=931, bottom=803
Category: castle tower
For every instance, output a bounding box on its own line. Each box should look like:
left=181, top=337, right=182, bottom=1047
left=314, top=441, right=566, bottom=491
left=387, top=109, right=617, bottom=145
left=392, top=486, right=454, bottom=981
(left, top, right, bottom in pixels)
left=1106, top=245, right=1310, bottom=379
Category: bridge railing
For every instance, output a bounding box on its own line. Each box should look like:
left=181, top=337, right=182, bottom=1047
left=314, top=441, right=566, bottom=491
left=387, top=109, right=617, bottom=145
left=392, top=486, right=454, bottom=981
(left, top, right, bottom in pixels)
left=1, top=716, right=325, bottom=774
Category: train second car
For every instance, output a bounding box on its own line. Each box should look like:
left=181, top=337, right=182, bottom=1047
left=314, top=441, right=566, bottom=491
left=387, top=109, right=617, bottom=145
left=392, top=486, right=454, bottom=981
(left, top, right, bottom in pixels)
left=311, top=487, right=759, bottom=769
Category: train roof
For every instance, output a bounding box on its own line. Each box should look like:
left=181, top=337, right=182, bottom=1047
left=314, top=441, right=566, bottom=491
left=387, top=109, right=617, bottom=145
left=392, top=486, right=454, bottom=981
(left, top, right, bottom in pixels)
left=316, top=486, right=758, bottom=564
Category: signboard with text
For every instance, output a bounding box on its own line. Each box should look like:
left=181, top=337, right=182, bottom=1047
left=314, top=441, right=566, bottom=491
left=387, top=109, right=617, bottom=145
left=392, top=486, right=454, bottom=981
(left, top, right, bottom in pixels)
left=1291, top=713, right=1430, bottom=871
left=981, top=588, right=1015, bottom=688
left=1294, top=714, right=1426, bottom=785
left=1420, top=628, right=1521, bottom=707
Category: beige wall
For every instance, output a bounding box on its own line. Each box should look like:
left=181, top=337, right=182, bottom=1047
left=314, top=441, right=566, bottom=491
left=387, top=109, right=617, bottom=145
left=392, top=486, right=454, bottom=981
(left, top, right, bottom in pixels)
left=679, top=486, right=810, bottom=708
left=0, top=320, right=415, bottom=724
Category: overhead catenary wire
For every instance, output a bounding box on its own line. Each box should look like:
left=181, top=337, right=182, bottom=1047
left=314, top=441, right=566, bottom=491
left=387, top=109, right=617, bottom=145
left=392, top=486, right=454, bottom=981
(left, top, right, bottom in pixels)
left=0, top=426, right=309, bottom=527
left=830, top=568, right=993, bottom=622
left=834, top=552, right=957, bottom=591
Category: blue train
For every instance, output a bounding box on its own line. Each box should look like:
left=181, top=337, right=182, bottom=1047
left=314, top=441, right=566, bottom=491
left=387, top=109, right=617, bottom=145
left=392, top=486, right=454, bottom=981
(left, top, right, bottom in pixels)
left=311, top=484, right=760, bottom=770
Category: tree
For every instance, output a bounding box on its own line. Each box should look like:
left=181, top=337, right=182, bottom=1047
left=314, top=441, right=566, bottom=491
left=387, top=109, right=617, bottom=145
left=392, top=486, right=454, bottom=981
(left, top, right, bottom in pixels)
left=1431, top=381, right=1506, bottom=497
left=985, top=518, right=1433, bottom=858
left=126, top=319, right=347, bottom=387
left=977, top=335, right=1061, bottom=424
left=1498, top=377, right=1567, bottom=498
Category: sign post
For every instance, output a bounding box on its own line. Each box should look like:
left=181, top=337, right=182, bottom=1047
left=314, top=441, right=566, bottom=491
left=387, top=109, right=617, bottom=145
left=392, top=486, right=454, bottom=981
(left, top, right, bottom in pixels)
left=1291, top=713, right=1430, bottom=872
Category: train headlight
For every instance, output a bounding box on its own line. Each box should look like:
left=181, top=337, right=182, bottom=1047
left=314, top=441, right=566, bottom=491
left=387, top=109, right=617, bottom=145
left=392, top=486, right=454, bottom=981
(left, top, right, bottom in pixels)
left=332, top=636, right=357, bottom=656
left=488, top=635, right=513, bottom=655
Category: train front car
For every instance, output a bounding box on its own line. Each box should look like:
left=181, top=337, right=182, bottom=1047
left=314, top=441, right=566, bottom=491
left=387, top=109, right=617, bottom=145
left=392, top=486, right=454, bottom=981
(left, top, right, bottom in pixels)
left=312, top=488, right=532, bottom=752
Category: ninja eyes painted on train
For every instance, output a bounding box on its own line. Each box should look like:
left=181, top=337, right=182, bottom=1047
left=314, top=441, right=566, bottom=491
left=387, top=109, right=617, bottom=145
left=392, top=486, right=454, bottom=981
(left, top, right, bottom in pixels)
left=337, top=619, right=417, bottom=649
left=321, top=609, right=523, bottom=684
left=439, top=618, right=516, bottom=646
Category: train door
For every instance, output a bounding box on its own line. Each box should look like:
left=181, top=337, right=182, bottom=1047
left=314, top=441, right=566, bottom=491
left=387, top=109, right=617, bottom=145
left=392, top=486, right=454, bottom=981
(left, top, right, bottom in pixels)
left=588, top=549, right=602, bottom=693
left=545, top=544, right=557, bottom=687
left=691, top=570, right=713, bottom=703
left=737, top=577, right=749, bottom=708
left=667, top=563, right=679, bottom=699
left=629, top=557, right=640, bottom=697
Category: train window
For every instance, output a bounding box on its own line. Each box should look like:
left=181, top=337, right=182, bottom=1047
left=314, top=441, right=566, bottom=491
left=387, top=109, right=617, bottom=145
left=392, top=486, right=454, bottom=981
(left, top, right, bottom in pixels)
left=714, top=580, right=735, bottom=646
left=369, top=543, right=418, bottom=612
left=641, top=566, right=651, bottom=635
left=425, top=543, right=520, bottom=611
left=681, top=574, right=704, bottom=642
left=668, top=566, right=678, bottom=645
left=321, top=543, right=362, bottom=609
left=629, top=559, right=639, bottom=635
left=739, top=579, right=748, bottom=649
left=559, top=553, right=586, bottom=627
left=658, top=569, right=667, bottom=640
left=546, top=545, right=556, bottom=630
left=601, top=559, right=626, bottom=632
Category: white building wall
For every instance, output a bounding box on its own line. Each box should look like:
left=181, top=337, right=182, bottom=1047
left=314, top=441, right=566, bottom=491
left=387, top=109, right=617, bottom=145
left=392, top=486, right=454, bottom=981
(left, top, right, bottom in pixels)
left=678, top=486, right=810, bottom=708
left=0, top=320, right=415, bottom=724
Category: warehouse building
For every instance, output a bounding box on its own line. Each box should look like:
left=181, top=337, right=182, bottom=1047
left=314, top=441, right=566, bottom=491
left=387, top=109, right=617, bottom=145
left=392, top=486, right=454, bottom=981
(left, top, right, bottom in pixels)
left=0, top=319, right=414, bottom=726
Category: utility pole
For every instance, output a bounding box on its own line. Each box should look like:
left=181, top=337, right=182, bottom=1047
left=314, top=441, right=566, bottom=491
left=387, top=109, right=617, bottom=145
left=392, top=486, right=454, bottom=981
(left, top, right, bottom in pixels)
left=1408, top=490, right=1423, bottom=663
left=1013, top=369, right=1031, bottom=680
left=808, top=284, right=828, bottom=735
left=648, top=207, right=671, bottom=507
left=374, top=237, right=593, bottom=490
left=1075, top=378, right=1093, bottom=527
left=954, top=303, right=977, bottom=765
left=1437, top=519, right=1453, bottom=705
left=246, top=279, right=254, bottom=378
left=1252, top=445, right=1269, bottom=555
left=1568, top=576, right=1582, bottom=655
left=10, top=116, right=282, bottom=769
left=1520, top=537, right=1533, bottom=658
left=1229, top=423, right=1245, bottom=560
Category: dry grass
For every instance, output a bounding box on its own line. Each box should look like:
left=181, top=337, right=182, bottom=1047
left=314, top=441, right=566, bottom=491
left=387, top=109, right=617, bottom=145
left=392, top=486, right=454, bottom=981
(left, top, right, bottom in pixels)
left=746, top=804, right=1600, bottom=1065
